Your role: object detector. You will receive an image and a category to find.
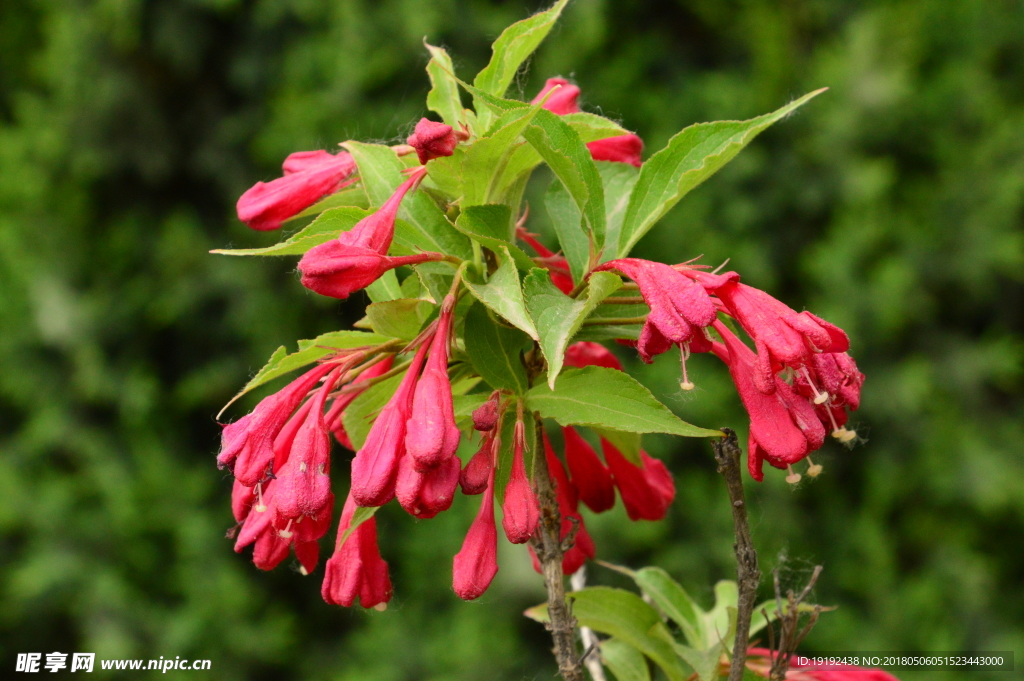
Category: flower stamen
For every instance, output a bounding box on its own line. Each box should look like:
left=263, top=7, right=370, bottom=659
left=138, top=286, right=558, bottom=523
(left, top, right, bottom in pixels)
left=786, top=465, right=802, bottom=485
left=679, top=343, right=695, bottom=391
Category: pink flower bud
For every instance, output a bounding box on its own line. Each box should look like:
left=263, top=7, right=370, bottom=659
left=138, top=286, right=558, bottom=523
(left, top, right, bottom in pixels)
left=405, top=307, right=461, bottom=471
left=601, top=439, right=675, bottom=521
left=562, top=427, right=615, bottom=513
left=460, top=434, right=495, bottom=496
left=587, top=134, right=643, bottom=167
left=501, top=417, right=540, bottom=544
left=337, top=167, right=427, bottom=254
left=407, top=118, right=458, bottom=164
left=322, top=494, right=392, bottom=608
left=273, top=370, right=340, bottom=524
left=395, top=452, right=461, bottom=519
left=471, top=391, right=501, bottom=431
left=219, top=363, right=335, bottom=487
left=532, top=77, right=581, bottom=115
left=298, top=243, right=446, bottom=300
left=564, top=342, right=623, bottom=371
left=350, top=340, right=431, bottom=507
left=237, top=151, right=357, bottom=231
left=325, top=356, right=395, bottom=448
left=452, top=468, right=498, bottom=600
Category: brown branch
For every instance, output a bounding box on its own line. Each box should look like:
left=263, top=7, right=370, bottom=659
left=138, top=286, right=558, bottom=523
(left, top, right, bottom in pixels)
left=766, top=565, right=824, bottom=681
left=713, top=428, right=761, bottom=681
left=531, top=413, right=584, bottom=681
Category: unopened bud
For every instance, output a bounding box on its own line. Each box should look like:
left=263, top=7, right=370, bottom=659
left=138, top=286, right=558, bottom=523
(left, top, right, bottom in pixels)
left=472, top=391, right=501, bottom=431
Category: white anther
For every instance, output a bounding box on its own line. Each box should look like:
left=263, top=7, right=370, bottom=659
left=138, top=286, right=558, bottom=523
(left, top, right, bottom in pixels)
left=786, top=465, right=802, bottom=485
left=679, top=343, right=696, bottom=391
left=800, top=367, right=830, bottom=405
left=373, top=602, right=388, bottom=612
left=806, top=457, right=823, bottom=478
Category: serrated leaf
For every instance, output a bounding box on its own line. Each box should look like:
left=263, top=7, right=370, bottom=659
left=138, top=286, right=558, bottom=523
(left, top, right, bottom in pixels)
left=526, top=366, right=721, bottom=438
left=365, top=269, right=403, bottom=303
left=461, top=104, right=544, bottom=206
left=425, top=43, right=463, bottom=128
left=463, top=247, right=539, bottom=339
left=596, top=161, right=640, bottom=262
left=600, top=638, right=651, bottom=681
left=472, top=0, right=570, bottom=127
left=342, top=373, right=404, bottom=451
left=618, top=89, right=826, bottom=257
left=632, top=567, right=705, bottom=647
left=569, top=588, right=688, bottom=681
left=544, top=177, right=589, bottom=283
left=365, top=298, right=435, bottom=340
left=464, top=302, right=530, bottom=394
left=456, top=202, right=536, bottom=270
left=337, top=506, right=380, bottom=545
left=525, top=109, right=606, bottom=259
left=561, top=112, right=630, bottom=142
left=592, top=427, right=642, bottom=465
left=343, top=141, right=472, bottom=259
left=414, top=260, right=457, bottom=304
left=212, top=206, right=373, bottom=257
left=524, top=270, right=621, bottom=387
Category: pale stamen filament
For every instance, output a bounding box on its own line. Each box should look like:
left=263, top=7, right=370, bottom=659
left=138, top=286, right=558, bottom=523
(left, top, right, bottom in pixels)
left=800, top=367, right=830, bottom=405
left=254, top=483, right=267, bottom=513
left=786, top=465, right=802, bottom=484
left=679, top=342, right=695, bottom=391
left=278, top=519, right=294, bottom=539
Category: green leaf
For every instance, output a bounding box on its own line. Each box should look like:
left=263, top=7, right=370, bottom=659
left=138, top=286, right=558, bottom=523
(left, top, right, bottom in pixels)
left=425, top=42, right=463, bottom=128
left=343, top=141, right=472, bottom=259
left=461, top=104, right=544, bottom=206
left=463, top=247, right=539, bottom=340
left=671, top=641, right=724, bottom=681
left=365, top=298, right=435, bottom=340
left=600, top=639, right=651, bottom=681
left=526, top=367, right=722, bottom=437
left=525, top=109, right=606, bottom=257
left=524, top=269, right=621, bottom=388
left=570, top=588, right=688, bottom=681
left=414, top=261, right=457, bottom=304
left=544, top=177, right=589, bottom=284
left=289, top=184, right=369, bottom=221
left=453, top=392, right=489, bottom=418
left=596, top=161, right=640, bottom=262
left=592, top=427, right=642, bottom=465
left=704, top=581, right=739, bottom=650
left=454, top=205, right=526, bottom=259
left=337, top=506, right=380, bottom=545
left=571, top=301, right=648, bottom=342
left=632, top=567, right=704, bottom=648
left=464, top=302, right=530, bottom=394
left=365, top=269, right=403, bottom=303
left=342, top=373, right=404, bottom=451
left=211, top=206, right=373, bottom=257
left=472, top=0, right=570, bottom=101
left=561, top=112, right=630, bottom=143
left=617, top=89, right=826, bottom=257
left=225, top=331, right=391, bottom=413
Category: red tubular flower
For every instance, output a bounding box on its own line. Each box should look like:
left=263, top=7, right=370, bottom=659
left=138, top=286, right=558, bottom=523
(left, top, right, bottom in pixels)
left=703, top=275, right=849, bottom=392
left=452, top=467, right=499, bottom=600
left=405, top=300, right=460, bottom=471
left=531, top=77, right=581, bottom=115
left=407, top=118, right=458, bottom=164
left=395, top=452, right=461, bottom=519
left=233, top=478, right=328, bottom=572
left=711, top=320, right=825, bottom=478
left=298, top=244, right=446, bottom=300
left=587, top=134, right=643, bottom=167
left=562, top=427, right=615, bottom=513
left=338, top=166, right=427, bottom=253
left=273, top=369, right=340, bottom=527
left=543, top=434, right=596, bottom=574
left=232, top=479, right=255, bottom=524
left=218, top=363, right=335, bottom=487
left=501, top=416, right=540, bottom=544
left=595, top=258, right=720, bottom=364
left=601, top=439, right=675, bottom=521
left=322, top=494, right=393, bottom=609
left=460, top=433, right=495, bottom=496
left=516, top=226, right=575, bottom=293
left=237, top=151, right=357, bottom=231
left=564, top=341, right=623, bottom=370
left=325, top=356, right=395, bottom=449
left=350, top=340, right=431, bottom=507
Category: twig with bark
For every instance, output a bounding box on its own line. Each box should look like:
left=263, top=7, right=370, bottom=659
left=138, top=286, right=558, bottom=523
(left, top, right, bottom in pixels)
left=764, top=565, right=824, bottom=680
left=713, top=428, right=761, bottom=681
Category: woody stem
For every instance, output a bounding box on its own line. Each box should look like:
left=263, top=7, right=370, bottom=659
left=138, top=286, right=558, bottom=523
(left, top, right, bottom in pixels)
left=532, top=413, right=584, bottom=681
left=713, top=428, right=761, bottom=681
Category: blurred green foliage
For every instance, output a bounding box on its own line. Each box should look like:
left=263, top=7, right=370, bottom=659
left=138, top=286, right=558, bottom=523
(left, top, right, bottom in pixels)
left=1, top=0, right=1021, bottom=679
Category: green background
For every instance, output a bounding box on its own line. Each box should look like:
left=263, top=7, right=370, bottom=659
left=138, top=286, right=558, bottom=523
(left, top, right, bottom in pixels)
left=1, top=0, right=1021, bottom=679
